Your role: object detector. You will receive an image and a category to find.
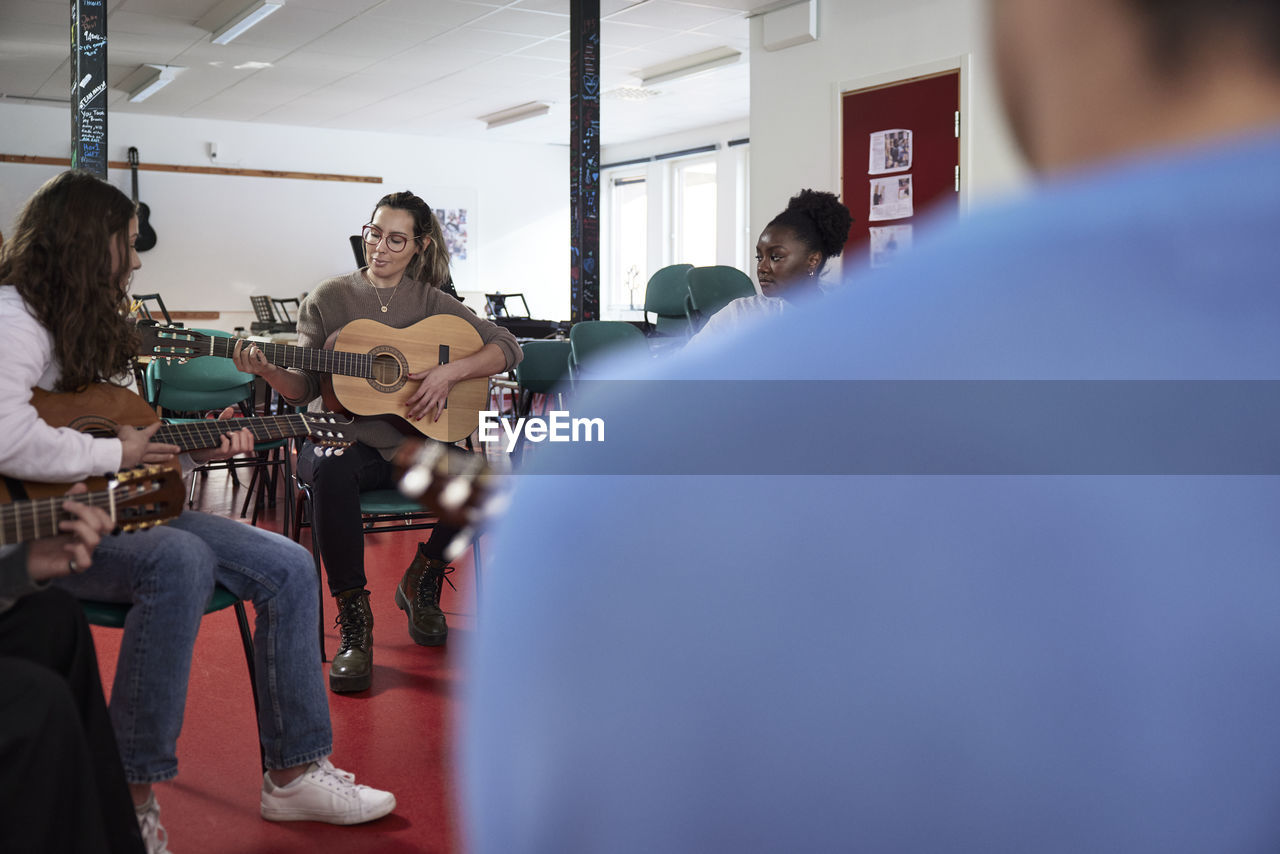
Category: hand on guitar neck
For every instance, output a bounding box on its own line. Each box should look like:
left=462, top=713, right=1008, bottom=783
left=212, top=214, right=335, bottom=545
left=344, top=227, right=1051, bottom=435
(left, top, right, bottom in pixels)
left=117, top=420, right=179, bottom=469
left=24, top=483, right=116, bottom=581
left=116, top=406, right=254, bottom=468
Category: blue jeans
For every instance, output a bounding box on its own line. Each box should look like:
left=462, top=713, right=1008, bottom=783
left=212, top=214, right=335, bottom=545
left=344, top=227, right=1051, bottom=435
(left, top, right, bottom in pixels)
left=55, top=510, right=332, bottom=783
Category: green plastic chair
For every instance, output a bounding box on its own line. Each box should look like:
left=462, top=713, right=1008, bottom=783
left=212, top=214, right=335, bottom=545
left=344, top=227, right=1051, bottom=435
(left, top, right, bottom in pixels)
left=81, top=585, right=264, bottom=768
left=684, top=266, right=756, bottom=331
left=145, top=329, right=294, bottom=531
left=643, top=263, right=695, bottom=338
left=514, top=340, right=572, bottom=418
left=567, top=321, right=650, bottom=386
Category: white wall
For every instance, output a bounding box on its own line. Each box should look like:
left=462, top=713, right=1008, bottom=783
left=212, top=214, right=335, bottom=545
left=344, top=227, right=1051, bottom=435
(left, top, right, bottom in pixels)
left=0, top=102, right=570, bottom=327
left=748, top=0, right=1027, bottom=243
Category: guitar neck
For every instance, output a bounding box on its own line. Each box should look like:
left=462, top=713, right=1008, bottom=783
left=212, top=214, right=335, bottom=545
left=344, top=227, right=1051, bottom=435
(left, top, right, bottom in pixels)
left=154, top=414, right=310, bottom=452
left=0, top=489, right=115, bottom=545
left=200, top=335, right=372, bottom=378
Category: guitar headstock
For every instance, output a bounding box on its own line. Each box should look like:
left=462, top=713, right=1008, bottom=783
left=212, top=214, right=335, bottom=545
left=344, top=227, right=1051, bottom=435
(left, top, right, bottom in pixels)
left=136, top=325, right=209, bottom=364
left=394, top=441, right=505, bottom=557
left=303, top=413, right=356, bottom=451
left=111, top=464, right=185, bottom=533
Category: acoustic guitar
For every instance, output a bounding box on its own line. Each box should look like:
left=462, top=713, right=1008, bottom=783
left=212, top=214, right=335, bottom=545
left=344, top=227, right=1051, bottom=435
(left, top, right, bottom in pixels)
left=0, top=465, right=183, bottom=546
left=127, top=147, right=157, bottom=252
left=4, top=384, right=351, bottom=502
left=138, top=317, right=489, bottom=443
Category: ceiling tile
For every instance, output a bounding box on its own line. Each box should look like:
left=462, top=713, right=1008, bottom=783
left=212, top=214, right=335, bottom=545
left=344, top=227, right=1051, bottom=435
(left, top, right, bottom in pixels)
left=471, top=8, right=570, bottom=39
left=303, top=16, right=440, bottom=58
left=367, top=0, right=497, bottom=28
left=437, top=27, right=544, bottom=55
left=608, top=0, right=739, bottom=30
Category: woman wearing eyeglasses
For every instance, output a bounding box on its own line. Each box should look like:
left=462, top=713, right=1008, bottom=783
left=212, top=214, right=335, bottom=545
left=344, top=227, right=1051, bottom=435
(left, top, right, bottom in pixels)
left=234, top=191, right=521, bottom=694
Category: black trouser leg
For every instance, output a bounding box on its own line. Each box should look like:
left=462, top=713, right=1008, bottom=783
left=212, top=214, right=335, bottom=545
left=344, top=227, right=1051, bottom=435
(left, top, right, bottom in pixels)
left=0, top=588, right=145, bottom=854
left=298, top=440, right=397, bottom=595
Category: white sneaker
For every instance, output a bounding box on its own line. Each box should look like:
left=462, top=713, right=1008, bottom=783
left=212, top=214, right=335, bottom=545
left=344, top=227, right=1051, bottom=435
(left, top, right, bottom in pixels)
left=135, top=793, right=172, bottom=854
left=260, top=758, right=396, bottom=825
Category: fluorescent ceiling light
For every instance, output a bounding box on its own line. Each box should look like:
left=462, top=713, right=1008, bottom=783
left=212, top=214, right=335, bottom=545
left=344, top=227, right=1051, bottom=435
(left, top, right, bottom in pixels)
left=479, top=101, right=551, bottom=130
left=638, top=47, right=741, bottom=87
left=212, top=1, right=283, bottom=45
left=129, top=65, right=183, bottom=103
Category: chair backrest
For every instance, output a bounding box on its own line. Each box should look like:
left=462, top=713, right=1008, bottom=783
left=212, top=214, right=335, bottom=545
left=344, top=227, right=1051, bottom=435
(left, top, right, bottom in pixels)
left=515, top=340, right=573, bottom=395
left=684, top=265, right=756, bottom=327
left=643, top=264, right=695, bottom=335
left=146, top=329, right=256, bottom=414
left=568, top=321, right=649, bottom=381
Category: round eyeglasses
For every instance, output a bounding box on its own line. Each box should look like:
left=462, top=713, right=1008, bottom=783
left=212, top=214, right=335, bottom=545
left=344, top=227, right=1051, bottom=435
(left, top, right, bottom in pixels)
left=361, top=224, right=421, bottom=253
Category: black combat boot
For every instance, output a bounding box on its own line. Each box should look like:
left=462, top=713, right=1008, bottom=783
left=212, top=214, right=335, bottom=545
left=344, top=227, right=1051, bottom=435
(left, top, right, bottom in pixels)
left=395, top=544, right=450, bottom=646
left=329, top=588, right=373, bottom=693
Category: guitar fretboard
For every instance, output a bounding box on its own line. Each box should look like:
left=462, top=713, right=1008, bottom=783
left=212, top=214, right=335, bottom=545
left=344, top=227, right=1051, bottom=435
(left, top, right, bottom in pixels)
left=201, top=335, right=373, bottom=378
left=0, top=490, right=119, bottom=545
left=155, top=414, right=313, bottom=452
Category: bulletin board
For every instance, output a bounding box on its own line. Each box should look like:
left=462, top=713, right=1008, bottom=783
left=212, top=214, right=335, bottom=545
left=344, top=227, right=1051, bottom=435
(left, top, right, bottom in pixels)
left=840, top=70, right=961, bottom=271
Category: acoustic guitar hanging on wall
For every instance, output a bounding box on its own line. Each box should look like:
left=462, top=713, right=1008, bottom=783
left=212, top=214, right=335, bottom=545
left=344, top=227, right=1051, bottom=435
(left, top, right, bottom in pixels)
left=128, top=147, right=158, bottom=251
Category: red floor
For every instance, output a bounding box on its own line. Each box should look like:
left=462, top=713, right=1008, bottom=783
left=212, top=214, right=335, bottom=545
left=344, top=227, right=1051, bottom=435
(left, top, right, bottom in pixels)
left=90, top=471, right=477, bottom=854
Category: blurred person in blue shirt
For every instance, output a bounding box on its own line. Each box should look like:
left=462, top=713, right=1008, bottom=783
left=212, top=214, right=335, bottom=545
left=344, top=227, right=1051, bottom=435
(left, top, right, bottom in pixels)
left=465, top=1, right=1280, bottom=851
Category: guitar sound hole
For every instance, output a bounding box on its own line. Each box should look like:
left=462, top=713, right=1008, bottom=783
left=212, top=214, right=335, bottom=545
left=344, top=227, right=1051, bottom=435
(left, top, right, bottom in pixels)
left=368, top=350, right=407, bottom=392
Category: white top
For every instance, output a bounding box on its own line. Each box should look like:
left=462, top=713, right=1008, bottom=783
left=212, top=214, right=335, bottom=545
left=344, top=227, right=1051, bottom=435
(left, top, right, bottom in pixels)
left=0, top=286, right=124, bottom=481
left=684, top=294, right=787, bottom=352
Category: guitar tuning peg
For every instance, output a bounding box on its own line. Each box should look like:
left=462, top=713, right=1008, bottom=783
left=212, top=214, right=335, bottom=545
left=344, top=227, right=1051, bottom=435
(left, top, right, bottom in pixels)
left=439, top=478, right=472, bottom=512
left=399, top=465, right=434, bottom=498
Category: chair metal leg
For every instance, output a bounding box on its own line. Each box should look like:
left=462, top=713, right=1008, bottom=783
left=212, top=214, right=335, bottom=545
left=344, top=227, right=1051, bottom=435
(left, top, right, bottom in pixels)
left=232, top=600, right=265, bottom=771
left=472, top=537, right=481, bottom=619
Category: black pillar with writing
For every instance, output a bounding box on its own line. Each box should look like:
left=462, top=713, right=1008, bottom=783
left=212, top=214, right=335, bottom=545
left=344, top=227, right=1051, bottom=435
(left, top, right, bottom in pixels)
left=71, top=0, right=108, bottom=177
left=569, top=0, right=600, bottom=323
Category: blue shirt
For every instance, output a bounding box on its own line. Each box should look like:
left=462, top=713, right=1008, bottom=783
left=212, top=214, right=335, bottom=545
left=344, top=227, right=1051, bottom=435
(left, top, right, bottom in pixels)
left=464, top=127, right=1280, bottom=853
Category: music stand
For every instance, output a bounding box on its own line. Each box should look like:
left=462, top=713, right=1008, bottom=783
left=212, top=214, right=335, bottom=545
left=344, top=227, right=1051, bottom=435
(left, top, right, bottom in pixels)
left=133, top=293, right=173, bottom=326
left=485, top=293, right=530, bottom=319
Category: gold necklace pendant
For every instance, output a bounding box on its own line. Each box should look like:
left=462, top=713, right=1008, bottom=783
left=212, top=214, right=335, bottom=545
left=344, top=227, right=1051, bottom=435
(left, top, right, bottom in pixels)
left=370, top=280, right=399, bottom=314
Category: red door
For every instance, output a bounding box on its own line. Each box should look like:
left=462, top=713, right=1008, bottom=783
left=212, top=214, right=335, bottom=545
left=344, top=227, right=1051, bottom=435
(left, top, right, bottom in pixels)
left=840, top=70, right=960, bottom=273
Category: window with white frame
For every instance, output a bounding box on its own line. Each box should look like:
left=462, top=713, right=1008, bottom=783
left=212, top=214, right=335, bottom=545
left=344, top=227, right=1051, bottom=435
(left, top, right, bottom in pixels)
left=609, top=173, right=648, bottom=311
left=674, top=157, right=717, bottom=267
left=600, top=141, right=749, bottom=318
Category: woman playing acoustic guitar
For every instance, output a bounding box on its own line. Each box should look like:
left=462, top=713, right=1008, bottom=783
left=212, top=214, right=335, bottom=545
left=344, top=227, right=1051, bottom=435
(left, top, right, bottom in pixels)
left=0, top=171, right=396, bottom=851
left=233, top=191, right=520, bottom=693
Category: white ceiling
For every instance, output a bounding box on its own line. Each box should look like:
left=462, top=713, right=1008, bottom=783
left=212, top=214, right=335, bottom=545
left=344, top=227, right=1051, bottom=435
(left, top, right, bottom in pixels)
left=0, top=0, right=770, bottom=146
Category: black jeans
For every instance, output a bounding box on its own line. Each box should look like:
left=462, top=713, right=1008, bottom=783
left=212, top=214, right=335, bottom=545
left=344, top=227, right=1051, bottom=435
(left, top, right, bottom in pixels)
left=0, top=588, right=145, bottom=854
left=297, top=440, right=458, bottom=596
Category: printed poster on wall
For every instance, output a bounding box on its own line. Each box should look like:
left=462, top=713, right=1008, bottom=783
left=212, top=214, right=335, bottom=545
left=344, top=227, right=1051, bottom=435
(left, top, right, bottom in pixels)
left=869, top=225, right=913, bottom=268
left=427, top=186, right=477, bottom=291
left=869, top=174, right=914, bottom=221
left=434, top=208, right=469, bottom=261
left=869, top=129, right=912, bottom=175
